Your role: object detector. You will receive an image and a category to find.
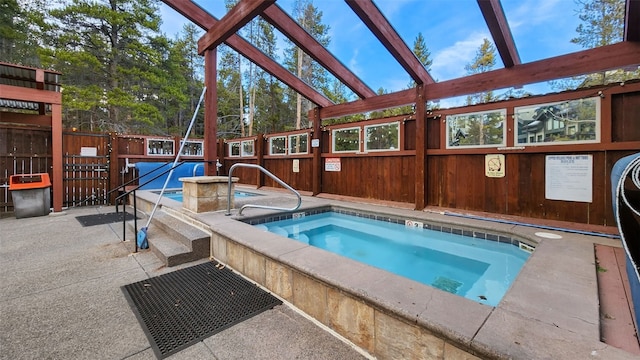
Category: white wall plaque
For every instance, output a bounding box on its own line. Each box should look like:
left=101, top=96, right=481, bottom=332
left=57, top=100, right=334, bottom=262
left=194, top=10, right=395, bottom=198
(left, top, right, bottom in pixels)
left=80, top=147, right=97, bottom=157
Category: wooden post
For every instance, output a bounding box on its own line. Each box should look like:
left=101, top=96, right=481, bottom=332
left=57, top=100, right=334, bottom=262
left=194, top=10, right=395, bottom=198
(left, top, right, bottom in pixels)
left=414, top=84, right=426, bottom=210
left=255, top=134, right=264, bottom=187
left=108, top=132, right=120, bottom=204
left=217, top=138, right=225, bottom=175
left=51, top=103, right=63, bottom=212
left=204, top=49, right=218, bottom=176
left=312, top=107, right=322, bottom=195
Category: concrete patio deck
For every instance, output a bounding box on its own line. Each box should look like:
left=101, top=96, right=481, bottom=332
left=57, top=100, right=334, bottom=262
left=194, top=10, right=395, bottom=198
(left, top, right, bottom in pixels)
left=2, top=186, right=640, bottom=359
left=0, top=206, right=368, bottom=360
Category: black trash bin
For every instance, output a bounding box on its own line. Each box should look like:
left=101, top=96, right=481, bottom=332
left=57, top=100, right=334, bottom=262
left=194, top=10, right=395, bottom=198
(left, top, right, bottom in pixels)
left=9, top=173, right=52, bottom=219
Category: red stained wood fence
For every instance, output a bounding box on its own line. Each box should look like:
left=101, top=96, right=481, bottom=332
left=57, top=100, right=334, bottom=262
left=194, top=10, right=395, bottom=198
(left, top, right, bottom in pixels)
left=1, top=82, right=639, bottom=227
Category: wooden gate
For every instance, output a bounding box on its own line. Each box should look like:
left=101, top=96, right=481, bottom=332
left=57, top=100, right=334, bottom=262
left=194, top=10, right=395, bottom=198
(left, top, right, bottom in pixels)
left=0, top=125, right=53, bottom=214
left=62, top=132, right=111, bottom=207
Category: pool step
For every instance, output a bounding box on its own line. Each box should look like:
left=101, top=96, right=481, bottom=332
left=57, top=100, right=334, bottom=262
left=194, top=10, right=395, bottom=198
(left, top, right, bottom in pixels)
left=130, top=210, right=210, bottom=267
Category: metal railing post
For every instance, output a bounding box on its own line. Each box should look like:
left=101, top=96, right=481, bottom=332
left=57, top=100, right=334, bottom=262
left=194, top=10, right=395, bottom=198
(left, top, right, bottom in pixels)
left=226, top=163, right=301, bottom=216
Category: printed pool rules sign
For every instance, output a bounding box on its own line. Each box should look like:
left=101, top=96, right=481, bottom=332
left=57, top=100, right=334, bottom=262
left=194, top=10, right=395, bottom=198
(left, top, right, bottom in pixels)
left=545, top=155, right=593, bottom=203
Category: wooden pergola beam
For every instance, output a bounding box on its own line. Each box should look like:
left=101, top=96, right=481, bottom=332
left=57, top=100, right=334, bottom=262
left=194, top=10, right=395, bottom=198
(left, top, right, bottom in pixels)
left=319, top=88, right=415, bottom=120
left=197, top=0, right=274, bottom=54
left=426, top=41, right=640, bottom=100
left=625, top=0, right=640, bottom=42
left=477, top=0, right=520, bottom=67
left=319, top=41, right=640, bottom=119
left=163, top=0, right=333, bottom=107
left=0, top=84, right=62, bottom=105
left=346, top=0, right=435, bottom=85
left=261, top=5, right=376, bottom=99
left=0, top=113, right=52, bottom=126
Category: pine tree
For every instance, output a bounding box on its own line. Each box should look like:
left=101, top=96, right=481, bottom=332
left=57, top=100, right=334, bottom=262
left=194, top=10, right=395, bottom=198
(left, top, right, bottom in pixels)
left=464, top=38, right=497, bottom=105
left=217, top=45, right=244, bottom=138
left=0, top=0, right=45, bottom=66
left=409, top=32, right=432, bottom=87
left=157, top=23, right=204, bottom=136
left=571, top=0, right=637, bottom=86
left=41, top=0, right=166, bottom=133
left=245, top=13, right=280, bottom=136
left=252, top=20, right=287, bottom=134
left=284, top=0, right=331, bottom=130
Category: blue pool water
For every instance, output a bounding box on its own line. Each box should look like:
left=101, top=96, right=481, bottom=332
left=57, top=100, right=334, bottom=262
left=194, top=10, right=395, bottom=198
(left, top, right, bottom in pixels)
left=156, top=190, right=259, bottom=202
left=256, top=212, right=531, bottom=306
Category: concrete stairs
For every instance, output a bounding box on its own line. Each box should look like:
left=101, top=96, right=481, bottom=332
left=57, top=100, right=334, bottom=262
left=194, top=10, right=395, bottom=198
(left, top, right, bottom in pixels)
left=130, top=209, right=211, bottom=267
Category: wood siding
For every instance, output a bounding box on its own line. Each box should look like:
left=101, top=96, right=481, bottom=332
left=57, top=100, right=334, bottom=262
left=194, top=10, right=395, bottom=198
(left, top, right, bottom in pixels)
left=2, top=82, right=639, bottom=227
left=322, top=155, right=415, bottom=203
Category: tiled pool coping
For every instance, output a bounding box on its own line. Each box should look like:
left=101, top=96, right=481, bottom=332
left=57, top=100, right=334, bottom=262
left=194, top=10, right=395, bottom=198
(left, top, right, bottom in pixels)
left=134, top=190, right=637, bottom=359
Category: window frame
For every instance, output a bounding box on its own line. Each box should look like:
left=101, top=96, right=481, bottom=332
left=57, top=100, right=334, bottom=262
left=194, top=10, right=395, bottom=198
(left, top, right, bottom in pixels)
left=180, top=140, right=204, bottom=157
left=146, top=138, right=175, bottom=156
left=364, top=121, right=400, bottom=152
left=514, top=97, right=601, bottom=146
left=241, top=139, right=254, bottom=157
left=445, top=109, right=507, bottom=149
left=228, top=141, right=241, bottom=157
left=288, top=133, right=309, bottom=155
left=269, top=135, right=287, bottom=156
left=332, top=126, right=361, bottom=153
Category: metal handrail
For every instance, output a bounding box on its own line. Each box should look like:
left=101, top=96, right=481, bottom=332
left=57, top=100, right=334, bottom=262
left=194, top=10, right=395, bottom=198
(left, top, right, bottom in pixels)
left=71, top=158, right=171, bottom=208
left=226, top=163, right=301, bottom=216
left=114, top=161, right=187, bottom=251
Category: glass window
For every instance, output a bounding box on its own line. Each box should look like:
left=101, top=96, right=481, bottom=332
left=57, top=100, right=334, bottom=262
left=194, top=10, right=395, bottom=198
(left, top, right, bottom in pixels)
left=229, top=142, right=240, bottom=157
left=180, top=140, right=203, bottom=156
left=147, top=139, right=175, bottom=156
left=446, top=109, right=506, bottom=148
left=241, top=140, right=254, bottom=157
left=269, top=136, right=286, bottom=155
left=289, top=133, right=309, bottom=154
left=332, top=127, right=360, bottom=153
left=515, top=97, right=600, bottom=145
left=365, top=122, right=399, bottom=152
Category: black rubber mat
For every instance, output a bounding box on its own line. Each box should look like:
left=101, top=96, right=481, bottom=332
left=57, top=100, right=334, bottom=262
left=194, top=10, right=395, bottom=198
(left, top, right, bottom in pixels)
left=75, top=212, right=136, bottom=227
left=122, top=262, right=282, bottom=359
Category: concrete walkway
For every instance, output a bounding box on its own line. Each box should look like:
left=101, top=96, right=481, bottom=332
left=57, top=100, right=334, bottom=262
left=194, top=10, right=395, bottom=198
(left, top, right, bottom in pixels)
left=0, top=206, right=368, bottom=360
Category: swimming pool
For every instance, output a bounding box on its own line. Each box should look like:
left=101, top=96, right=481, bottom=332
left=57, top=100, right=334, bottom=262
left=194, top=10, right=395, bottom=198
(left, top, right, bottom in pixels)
left=154, top=189, right=260, bottom=202
left=253, top=210, right=531, bottom=306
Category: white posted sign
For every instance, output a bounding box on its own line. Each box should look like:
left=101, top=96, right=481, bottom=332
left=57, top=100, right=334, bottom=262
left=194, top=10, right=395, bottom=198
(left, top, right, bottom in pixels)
left=80, top=147, right=97, bottom=156
left=545, top=155, right=593, bottom=203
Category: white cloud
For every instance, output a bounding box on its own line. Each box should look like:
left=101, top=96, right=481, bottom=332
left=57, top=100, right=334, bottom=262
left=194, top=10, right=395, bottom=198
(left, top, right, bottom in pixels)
left=501, top=0, right=581, bottom=61
left=430, top=32, right=488, bottom=81
left=375, top=0, right=415, bottom=20
left=506, top=0, right=566, bottom=30
left=348, top=48, right=362, bottom=77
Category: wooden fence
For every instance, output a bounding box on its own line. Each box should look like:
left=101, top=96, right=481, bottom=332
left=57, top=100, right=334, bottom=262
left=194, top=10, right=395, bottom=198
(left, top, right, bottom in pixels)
left=1, top=81, right=639, bottom=227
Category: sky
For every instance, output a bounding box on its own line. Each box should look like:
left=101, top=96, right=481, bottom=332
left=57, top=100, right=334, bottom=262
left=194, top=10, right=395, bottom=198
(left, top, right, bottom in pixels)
left=159, top=0, right=586, bottom=105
